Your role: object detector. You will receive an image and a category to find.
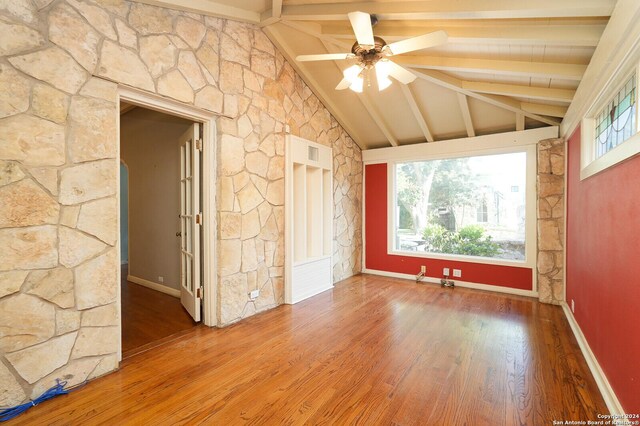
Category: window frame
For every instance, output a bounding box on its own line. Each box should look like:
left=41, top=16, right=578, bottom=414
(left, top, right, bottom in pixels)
left=580, top=63, right=640, bottom=180
left=387, top=144, right=538, bottom=269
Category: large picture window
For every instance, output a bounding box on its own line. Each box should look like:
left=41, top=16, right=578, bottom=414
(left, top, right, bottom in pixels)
left=394, top=152, right=527, bottom=261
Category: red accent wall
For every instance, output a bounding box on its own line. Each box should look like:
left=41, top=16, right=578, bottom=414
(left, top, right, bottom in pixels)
left=365, top=163, right=533, bottom=290
left=566, top=126, right=640, bottom=413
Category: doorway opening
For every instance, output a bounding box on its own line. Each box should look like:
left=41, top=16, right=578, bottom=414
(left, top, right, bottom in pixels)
left=119, top=102, right=203, bottom=358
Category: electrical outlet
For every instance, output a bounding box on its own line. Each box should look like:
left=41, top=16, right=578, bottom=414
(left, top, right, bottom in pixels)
left=249, top=289, right=260, bottom=300
left=453, top=269, right=462, bottom=278
left=443, top=267, right=450, bottom=276
left=420, top=265, right=426, bottom=274
left=158, top=276, right=164, bottom=283
left=571, top=299, right=575, bottom=313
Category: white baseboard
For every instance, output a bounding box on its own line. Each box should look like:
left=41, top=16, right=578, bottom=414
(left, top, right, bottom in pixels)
left=561, top=302, right=625, bottom=415
left=127, top=275, right=181, bottom=298
left=362, top=268, right=538, bottom=298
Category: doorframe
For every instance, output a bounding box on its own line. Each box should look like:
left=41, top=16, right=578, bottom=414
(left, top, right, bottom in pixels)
left=116, top=86, right=218, bottom=359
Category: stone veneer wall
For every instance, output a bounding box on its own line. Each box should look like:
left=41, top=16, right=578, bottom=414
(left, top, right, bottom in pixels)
left=537, top=138, right=565, bottom=304
left=0, top=0, right=362, bottom=406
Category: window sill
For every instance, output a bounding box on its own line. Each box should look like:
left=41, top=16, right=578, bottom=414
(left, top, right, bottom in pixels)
left=581, top=131, right=640, bottom=180
left=387, top=249, right=531, bottom=268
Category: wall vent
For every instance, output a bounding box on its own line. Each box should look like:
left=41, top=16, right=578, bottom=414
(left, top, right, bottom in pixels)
left=308, top=146, right=319, bottom=162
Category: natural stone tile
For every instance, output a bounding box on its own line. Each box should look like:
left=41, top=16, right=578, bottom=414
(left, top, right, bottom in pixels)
left=253, top=29, right=274, bottom=55
left=220, top=135, right=245, bottom=176
left=0, top=270, right=28, bottom=298
left=157, top=70, right=194, bottom=103
left=237, top=182, right=263, bottom=214
left=139, top=35, right=177, bottom=77
left=128, top=3, right=173, bottom=35
left=267, top=156, right=284, bottom=180
left=241, top=239, right=257, bottom=272
left=550, top=154, right=564, bottom=175
left=251, top=175, right=267, bottom=197
left=0, top=161, right=24, bottom=186
left=6, top=332, right=77, bottom=384
left=178, top=51, right=206, bottom=90
left=0, top=16, right=45, bottom=55
left=265, top=179, right=284, bottom=206
left=220, top=239, right=242, bottom=276
left=88, top=353, right=118, bottom=380
left=251, top=50, right=276, bottom=80
left=9, top=46, right=88, bottom=94
left=220, top=273, right=247, bottom=324
left=32, top=83, right=69, bottom=124
left=30, top=356, right=100, bottom=400
left=220, top=33, right=249, bottom=67
left=90, top=0, right=129, bottom=17
left=259, top=214, right=279, bottom=241
left=49, top=3, right=100, bottom=72
left=0, top=115, right=66, bottom=166
left=0, top=361, right=26, bottom=407
left=59, top=159, right=116, bottom=205
left=60, top=205, right=81, bottom=228
left=233, top=171, right=250, bottom=192
left=0, top=0, right=38, bottom=24
left=71, top=326, right=118, bottom=358
left=0, top=225, right=58, bottom=271
left=79, top=77, right=118, bottom=103
left=59, top=227, right=107, bottom=268
left=115, top=18, right=137, bottom=49
left=97, top=41, right=154, bottom=92
left=241, top=209, right=260, bottom=240
left=56, top=309, right=81, bottom=335
left=0, top=293, right=55, bottom=352
left=76, top=198, right=117, bottom=245
left=195, top=44, right=219, bottom=82
left=175, top=16, right=206, bottom=49
left=254, top=279, right=274, bottom=311
left=29, top=167, right=57, bottom=196
left=243, top=68, right=262, bottom=93
left=538, top=220, right=563, bottom=251
left=24, top=267, right=74, bottom=309
left=537, top=251, right=555, bottom=275
left=223, top=20, right=250, bottom=46
left=219, top=177, right=234, bottom=212
left=67, top=0, right=116, bottom=40
left=219, top=212, right=241, bottom=239
left=245, top=151, right=269, bottom=177
left=0, top=179, right=59, bottom=228
left=81, top=303, right=118, bottom=326
left=33, top=0, right=55, bottom=9
left=69, top=96, right=117, bottom=163
left=538, top=174, right=564, bottom=198
left=224, top=94, right=238, bottom=117
left=0, top=63, right=30, bottom=118
left=75, top=250, right=118, bottom=310
left=220, top=60, right=244, bottom=94
left=195, top=86, right=223, bottom=113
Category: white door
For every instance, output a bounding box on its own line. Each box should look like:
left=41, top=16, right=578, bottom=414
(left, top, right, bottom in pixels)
left=179, top=123, right=201, bottom=321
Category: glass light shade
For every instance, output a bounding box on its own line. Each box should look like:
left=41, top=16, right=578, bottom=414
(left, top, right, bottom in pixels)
left=375, top=60, right=393, bottom=91
left=343, top=64, right=362, bottom=81
left=349, top=76, right=364, bottom=93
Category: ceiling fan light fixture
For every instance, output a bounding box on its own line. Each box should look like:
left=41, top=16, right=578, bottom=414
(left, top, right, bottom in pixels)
left=375, top=60, right=392, bottom=91
left=349, top=76, right=364, bottom=93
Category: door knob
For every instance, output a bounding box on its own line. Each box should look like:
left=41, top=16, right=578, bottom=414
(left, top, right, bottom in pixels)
left=176, top=231, right=181, bottom=237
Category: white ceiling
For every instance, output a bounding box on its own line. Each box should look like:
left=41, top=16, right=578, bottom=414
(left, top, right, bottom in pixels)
left=137, top=0, right=619, bottom=149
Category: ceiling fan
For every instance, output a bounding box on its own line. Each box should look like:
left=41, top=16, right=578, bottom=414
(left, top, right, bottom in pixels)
left=295, top=11, right=448, bottom=93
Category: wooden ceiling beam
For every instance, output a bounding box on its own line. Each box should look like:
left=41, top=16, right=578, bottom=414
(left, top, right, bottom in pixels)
left=321, top=23, right=606, bottom=47
left=516, top=112, right=526, bottom=131
left=457, top=93, right=476, bottom=137
left=134, top=0, right=261, bottom=23
left=394, top=56, right=587, bottom=81
left=461, top=81, right=575, bottom=102
left=521, top=102, right=568, bottom=118
left=412, top=69, right=561, bottom=126
left=320, top=39, right=399, bottom=147
left=400, top=84, right=434, bottom=142
left=262, top=25, right=367, bottom=149
left=279, top=0, right=615, bottom=21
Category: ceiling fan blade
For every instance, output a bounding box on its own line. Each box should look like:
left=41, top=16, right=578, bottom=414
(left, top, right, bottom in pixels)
left=296, top=53, right=352, bottom=62
left=348, top=11, right=375, bottom=47
left=387, top=61, right=417, bottom=84
left=335, top=77, right=352, bottom=90
left=387, top=30, right=448, bottom=55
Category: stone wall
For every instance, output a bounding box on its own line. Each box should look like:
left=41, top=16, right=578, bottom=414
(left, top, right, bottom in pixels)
left=0, top=0, right=362, bottom=407
left=537, top=138, right=565, bottom=304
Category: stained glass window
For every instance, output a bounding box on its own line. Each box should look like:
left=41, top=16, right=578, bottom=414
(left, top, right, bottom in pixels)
left=594, top=73, right=637, bottom=158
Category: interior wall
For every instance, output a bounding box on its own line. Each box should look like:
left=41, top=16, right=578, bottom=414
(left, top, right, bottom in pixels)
left=0, top=0, right=363, bottom=406
left=120, top=108, right=192, bottom=291
left=119, top=162, right=129, bottom=263
left=566, top=126, right=640, bottom=413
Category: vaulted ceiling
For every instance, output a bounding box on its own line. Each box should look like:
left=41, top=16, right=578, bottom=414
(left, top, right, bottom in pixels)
left=137, top=0, right=618, bottom=149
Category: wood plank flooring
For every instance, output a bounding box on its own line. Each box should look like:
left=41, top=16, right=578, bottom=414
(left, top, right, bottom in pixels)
left=121, top=265, right=196, bottom=357
left=9, top=274, right=607, bottom=425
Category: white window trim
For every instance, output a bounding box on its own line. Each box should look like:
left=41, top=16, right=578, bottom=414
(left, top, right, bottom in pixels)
left=580, top=63, right=640, bottom=180
left=386, top=145, right=537, bottom=269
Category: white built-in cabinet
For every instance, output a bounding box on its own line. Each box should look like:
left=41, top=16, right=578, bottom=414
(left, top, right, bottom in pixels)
left=285, top=135, right=333, bottom=304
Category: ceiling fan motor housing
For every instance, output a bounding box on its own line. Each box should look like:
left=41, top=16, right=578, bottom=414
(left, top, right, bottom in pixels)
left=351, top=36, right=389, bottom=68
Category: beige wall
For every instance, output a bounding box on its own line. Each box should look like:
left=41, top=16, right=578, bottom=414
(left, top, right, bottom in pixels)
left=0, top=0, right=362, bottom=407
left=120, top=108, right=192, bottom=291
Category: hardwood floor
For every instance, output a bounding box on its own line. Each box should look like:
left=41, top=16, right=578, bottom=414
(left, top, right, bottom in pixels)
left=10, top=274, right=607, bottom=425
left=121, top=265, right=196, bottom=357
